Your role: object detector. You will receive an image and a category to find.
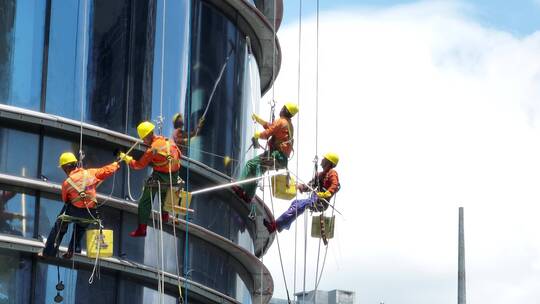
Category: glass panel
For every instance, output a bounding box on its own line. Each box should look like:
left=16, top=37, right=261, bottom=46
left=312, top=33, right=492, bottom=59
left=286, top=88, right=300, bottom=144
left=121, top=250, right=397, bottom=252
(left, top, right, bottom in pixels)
left=124, top=1, right=157, bottom=137
left=34, top=262, right=117, bottom=304
left=187, top=236, right=236, bottom=295
left=0, top=127, right=39, bottom=178
left=150, top=0, right=190, bottom=138
left=0, top=249, right=32, bottom=303
left=45, top=0, right=156, bottom=135
left=0, top=0, right=45, bottom=110
left=45, top=0, right=87, bottom=118
left=118, top=275, right=177, bottom=304
left=86, top=0, right=129, bottom=132
left=188, top=1, right=254, bottom=175
left=186, top=176, right=254, bottom=252
left=0, top=186, right=35, bottom=238
left=121, top=212, right=182, bottom=274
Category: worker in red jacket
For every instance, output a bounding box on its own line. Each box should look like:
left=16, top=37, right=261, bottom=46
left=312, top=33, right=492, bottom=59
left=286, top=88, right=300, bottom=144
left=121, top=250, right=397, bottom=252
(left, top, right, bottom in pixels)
left=233, top=102, right=298, bottom=203
left=120, top=121, right=181, bottom=237
left=264, top=153, right=340, bottom=233
left=42, top=152, right=119, bottom=258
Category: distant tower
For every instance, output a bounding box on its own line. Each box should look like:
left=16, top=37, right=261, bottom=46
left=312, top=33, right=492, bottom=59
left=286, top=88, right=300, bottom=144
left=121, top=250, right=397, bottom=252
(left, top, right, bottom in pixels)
left=458, top=207, right=466, bottom=304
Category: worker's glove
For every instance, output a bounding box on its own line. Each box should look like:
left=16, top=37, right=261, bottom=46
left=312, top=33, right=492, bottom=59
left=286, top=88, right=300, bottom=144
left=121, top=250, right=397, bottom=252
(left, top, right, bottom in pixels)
left=253, top=131, right=261, bottom=140
left=197, top=118, right=205, bottom=129
left=251, top=113, right=266, bottom=125
left=316, top=191, right=332, bottom=199
left=118, top=152, right=133, bottom=164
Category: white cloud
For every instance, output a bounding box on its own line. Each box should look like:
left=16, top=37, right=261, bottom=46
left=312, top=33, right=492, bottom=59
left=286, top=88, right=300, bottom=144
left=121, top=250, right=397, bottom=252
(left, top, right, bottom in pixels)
left=258, top=1, right=540, bottom=303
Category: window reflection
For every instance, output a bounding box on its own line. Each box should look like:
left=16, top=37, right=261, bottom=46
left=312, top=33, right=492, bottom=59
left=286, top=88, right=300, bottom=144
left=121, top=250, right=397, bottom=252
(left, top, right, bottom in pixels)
left=45, top=0, right=156, bottom=134
left=45, top=0, right=86, bottom=119
left=151, top=0, right=190, bottom=137
left=0, top=127, right=39, bottom=178
left=0, top=187, right=35, bottom=238
left=0, top=249, right=32, bottom=303
left=188, top=0, right=254, bottom=175
left=0, top=0, right=45, bottom=110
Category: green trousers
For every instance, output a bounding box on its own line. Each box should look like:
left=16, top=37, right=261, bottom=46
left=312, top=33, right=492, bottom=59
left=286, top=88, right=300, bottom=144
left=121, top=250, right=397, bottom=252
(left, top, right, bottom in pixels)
left=239, top=150, right=288, bottom=199
left=138, top=171, right=179, bottom=224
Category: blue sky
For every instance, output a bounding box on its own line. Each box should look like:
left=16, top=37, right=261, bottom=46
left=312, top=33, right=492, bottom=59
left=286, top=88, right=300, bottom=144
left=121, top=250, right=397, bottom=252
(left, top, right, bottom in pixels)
left=283, top=0, right=540, bottom=36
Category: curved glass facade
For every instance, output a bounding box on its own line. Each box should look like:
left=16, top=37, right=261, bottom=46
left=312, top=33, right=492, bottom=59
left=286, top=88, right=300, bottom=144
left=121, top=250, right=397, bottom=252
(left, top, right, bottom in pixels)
left=0, top=0, right=270, bottom=302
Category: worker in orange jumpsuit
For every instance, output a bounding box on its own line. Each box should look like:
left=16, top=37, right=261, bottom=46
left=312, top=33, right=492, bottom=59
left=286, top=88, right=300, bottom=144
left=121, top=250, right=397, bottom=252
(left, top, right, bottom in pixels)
left=232, top=102, right=298, bottom=203
left=42, top=152, right=119, bottom=258
left=172, top=113, right=204, bottom=154
left=264, top=153, right=340, bottom=233
left=119, top=121, right=181, bottom=237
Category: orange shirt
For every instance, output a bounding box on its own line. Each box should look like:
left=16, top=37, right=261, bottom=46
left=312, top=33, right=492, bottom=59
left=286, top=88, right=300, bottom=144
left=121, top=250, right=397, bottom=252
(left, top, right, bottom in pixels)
left=61, top=163, right=119, bottom=208
left=260, top=117, right=294, bottom=157
left=317, top=169, right=340, bottom=196
left=129, top=135, right=181, bottom=173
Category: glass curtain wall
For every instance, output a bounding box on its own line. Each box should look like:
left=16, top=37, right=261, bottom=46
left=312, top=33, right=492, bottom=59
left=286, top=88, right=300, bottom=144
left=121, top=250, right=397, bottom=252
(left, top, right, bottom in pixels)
left=0, top=0, right=46, bottom=110
left=186, top=0, right=256, bottom=176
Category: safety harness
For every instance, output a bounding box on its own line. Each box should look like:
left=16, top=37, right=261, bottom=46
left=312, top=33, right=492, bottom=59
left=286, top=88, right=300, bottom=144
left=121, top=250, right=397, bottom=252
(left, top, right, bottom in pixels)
left=65, top=170, right=97, bottom=207
left=152, top=139, right=180, bottom=169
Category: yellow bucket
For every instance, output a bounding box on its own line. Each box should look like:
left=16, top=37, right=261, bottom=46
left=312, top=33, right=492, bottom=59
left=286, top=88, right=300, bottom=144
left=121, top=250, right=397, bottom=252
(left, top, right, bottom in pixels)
left=310, top=215, right=335, bottom=239
left=164, top=187, right=192, bottom=215
left=271, top=174, right=297, bottom=200
left=86, top=229, right=113, bottom=258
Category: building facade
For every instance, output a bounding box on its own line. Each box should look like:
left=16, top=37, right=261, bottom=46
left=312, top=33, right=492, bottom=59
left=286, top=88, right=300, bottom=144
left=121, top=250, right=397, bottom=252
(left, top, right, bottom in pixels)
left=0, top=0, right=283, bottom=303
left=294, top=290, right=356, bottom=304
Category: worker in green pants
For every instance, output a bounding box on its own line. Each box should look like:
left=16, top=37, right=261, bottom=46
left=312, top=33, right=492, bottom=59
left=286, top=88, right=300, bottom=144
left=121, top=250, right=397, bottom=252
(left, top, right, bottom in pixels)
left=119, top=121, right=182, bottom=237
left=233, top=102, right=298, bottom=203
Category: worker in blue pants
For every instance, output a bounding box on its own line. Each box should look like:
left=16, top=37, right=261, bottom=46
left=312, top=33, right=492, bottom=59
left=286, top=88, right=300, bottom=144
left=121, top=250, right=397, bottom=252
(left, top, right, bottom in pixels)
left=264, top=153, right=340, bottom=233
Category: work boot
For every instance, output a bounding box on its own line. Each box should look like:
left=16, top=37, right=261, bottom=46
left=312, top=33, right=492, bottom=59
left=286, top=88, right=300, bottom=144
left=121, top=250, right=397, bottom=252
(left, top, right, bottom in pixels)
left=129, top=224, right=147, bottom=237
left=161, top=211, right=169, bottom=222
left=263, top=219, right=277, bottom=234
left=232, top=185, right=252, bottom=204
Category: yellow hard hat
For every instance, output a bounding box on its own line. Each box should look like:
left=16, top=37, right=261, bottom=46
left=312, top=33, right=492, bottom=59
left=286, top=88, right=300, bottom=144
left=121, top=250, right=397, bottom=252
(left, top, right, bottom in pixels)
left=284, top=102, right=299, bottom=117
left=323, top=152, right=339, bottom=166
left=172, top=113, right=183, bottom=123
left=137, top=121, right=155, bottom=139
left=58, top=152, right=78, bottom=167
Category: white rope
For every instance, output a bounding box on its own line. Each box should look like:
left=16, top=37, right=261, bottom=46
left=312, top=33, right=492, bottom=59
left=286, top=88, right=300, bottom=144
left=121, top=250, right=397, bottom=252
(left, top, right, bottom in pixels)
left=150, top=186, right=162, bottom=304
left=88, top=221, right=103, bottom=284
left=157, top=181, right=166, bottom=303
left=168, top=162, right=183, bottom=302
left=157, top=0, right=167, bottom=132
left=126, top=165, right=144, bottom=202
left=78, top=0, right=89, bottom=165
left=313, top=0, right=321, bottom=299
left=267, top=160, right=292, bottom=303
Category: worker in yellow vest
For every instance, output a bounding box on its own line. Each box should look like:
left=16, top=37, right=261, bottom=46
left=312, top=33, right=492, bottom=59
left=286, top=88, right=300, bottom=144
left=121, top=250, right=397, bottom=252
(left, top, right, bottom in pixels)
left=119, top=121, right=181, bottom=237
left=42, top=152, right=119, bottom=258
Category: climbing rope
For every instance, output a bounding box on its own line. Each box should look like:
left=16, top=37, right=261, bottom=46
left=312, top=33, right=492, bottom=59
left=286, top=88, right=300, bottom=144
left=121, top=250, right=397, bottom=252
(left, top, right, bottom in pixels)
left=266, top=167, right=292, bottom=304
left=77, top=0, right=89, bottom=167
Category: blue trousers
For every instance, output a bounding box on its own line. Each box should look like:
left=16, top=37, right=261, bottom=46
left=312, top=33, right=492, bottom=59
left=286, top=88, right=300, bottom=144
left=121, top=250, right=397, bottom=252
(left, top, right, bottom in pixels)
left=275, top=194, right=318, bottom=232
left=43, top=204, right=97, bottom=257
